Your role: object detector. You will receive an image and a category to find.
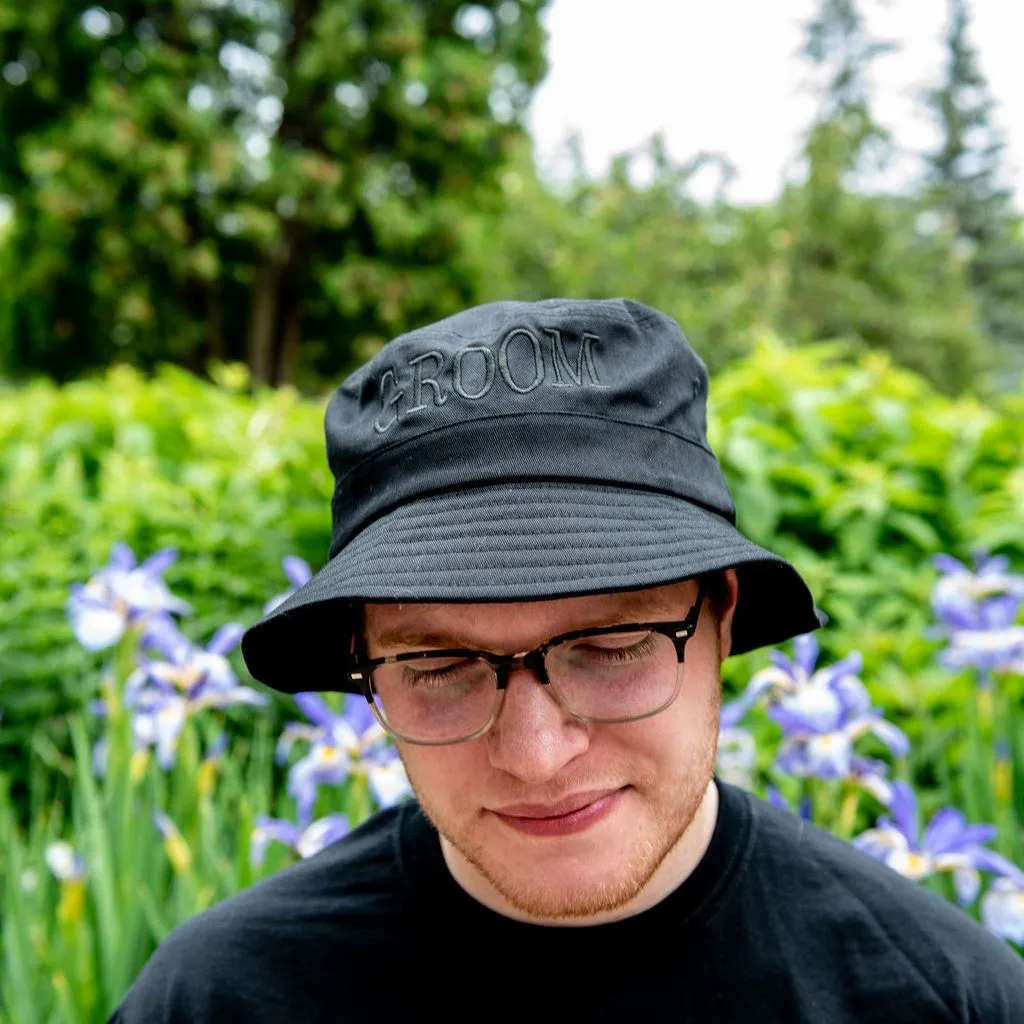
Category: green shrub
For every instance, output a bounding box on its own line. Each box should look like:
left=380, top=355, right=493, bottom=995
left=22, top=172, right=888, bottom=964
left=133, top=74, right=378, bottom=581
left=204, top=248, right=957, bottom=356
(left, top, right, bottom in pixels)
left=1, top=343, right=1021, bottom=757
left=0, top=363, right=329, bottom=759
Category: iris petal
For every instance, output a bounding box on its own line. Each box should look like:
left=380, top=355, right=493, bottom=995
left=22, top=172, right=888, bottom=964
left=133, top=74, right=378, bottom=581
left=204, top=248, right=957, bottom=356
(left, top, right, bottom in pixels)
left=140, top=547, right=178, bottom=576
left=206, top=623, right=244, bottom=657
left=367, top=760, right=411, bottom=808
left=815, top=651, right=864, bottom=691
left=296, top=815, right=350, bottom=859
left=109, top=542, right=137, bottom=570
left=294, top=692, right=335, bottom=729
left=981, top=879, right=1024, bottom=946
left=283, top=556, right=313, bottom=589
left=250, top=817, right=300, bottom=866
left=952, top=867, right=981, bottom=906
left=69, top=601, right=126, bottom=651
left=792, top=634, right=820, bottom=678
left=887, top=782, right=918, bottom=844
left=867, top=718, right=910, bottom=758
left=342, top=694, right=378, bottom=737
left=921, top=807, right=968, bottom=855
left=853, top=825, right=907, bottom=860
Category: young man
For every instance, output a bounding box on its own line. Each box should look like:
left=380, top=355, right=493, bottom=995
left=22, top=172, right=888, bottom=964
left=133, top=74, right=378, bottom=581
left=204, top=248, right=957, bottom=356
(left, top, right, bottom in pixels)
left=112, top=299, right=1024, bottom=1022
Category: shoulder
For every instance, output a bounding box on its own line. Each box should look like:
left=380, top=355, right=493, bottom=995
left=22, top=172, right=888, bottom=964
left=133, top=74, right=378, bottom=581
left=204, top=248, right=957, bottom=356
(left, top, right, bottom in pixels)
left=734, top=785, right=1024, bottom=1020
left=113, top=803, right=417, bottom=1022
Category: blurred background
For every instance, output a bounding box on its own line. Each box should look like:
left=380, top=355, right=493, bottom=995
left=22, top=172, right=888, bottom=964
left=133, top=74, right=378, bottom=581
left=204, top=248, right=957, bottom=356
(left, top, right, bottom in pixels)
left=1, top=3, right=1022, bottom=1018
left=1, top=0, right=1023, bottom=393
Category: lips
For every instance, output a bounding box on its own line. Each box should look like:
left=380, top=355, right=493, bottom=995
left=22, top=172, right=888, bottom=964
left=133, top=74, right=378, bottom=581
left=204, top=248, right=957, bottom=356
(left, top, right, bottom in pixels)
left=492, top=789, right=621, bottom=819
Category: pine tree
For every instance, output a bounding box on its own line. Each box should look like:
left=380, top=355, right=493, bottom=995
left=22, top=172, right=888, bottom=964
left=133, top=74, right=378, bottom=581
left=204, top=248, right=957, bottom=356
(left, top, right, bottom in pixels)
left=800, top=0, right=895, bottom=184
left=924, top=0, right=1024, bottom=389
left=777, top=0, right=985, bottom=392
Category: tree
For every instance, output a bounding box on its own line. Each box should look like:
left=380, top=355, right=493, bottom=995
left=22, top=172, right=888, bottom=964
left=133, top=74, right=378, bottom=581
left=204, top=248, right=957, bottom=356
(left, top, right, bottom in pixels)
left=0, top=0, right=548, bottom=387
left=923, top=0, right=1024, bottom=390
left=800, top=0, right=894, bottom=183
left=773, top=0, right=987, bottom=392
left=466, top=135, right=774, bottom=375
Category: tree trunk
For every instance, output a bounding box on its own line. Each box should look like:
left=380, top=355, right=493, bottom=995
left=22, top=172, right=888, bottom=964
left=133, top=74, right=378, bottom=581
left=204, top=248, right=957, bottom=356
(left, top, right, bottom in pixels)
left=278, top=299, right=302, bottom=387
left=246, top=0, right=320, bottom=388
left=207, top=280, right=225, bottom=364
left=247, top=259, right=282, bottom=386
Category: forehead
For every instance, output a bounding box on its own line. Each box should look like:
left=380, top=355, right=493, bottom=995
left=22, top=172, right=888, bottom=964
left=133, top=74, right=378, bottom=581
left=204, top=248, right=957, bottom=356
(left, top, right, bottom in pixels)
left=363, top=580, right=697, bottom=652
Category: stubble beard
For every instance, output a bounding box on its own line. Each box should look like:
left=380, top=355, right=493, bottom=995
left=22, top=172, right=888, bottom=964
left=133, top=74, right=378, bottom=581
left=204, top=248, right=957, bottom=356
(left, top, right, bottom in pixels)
left=407, top=686, right=722, bottom=922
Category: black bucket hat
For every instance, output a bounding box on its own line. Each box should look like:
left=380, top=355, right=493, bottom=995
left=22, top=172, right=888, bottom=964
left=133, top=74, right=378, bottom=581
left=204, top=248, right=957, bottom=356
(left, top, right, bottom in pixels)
left=241, top=298, right=822, bottom=694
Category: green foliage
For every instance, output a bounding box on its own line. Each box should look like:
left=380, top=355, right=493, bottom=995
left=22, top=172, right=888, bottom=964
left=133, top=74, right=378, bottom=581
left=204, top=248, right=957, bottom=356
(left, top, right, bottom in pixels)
left=0, top=630, right=369, bottom=1023
left=715, top=338, right=1023, bottom=675
left=0, top=0, right=1020, bottom=401
left=801, top=0, right=895, bottom=170
left=0, top=0, right=549, bottom=387
left=466, top=134, right=990, bottom=394
left=712, top=340, right=1024, bottom=860
left=0, top=362, right=328, bottom=753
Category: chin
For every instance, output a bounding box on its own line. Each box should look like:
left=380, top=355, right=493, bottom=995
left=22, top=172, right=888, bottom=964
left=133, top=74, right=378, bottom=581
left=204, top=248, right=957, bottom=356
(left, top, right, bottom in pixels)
left=456, top=794, right=695, bottom=921
left=496, top=856, right=658, bottom=920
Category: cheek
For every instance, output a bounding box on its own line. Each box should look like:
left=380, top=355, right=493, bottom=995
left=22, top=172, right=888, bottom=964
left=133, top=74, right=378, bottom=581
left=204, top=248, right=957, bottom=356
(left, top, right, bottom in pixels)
left=627, top=660, right=721, bottom=762
left=398, top=744, right=486, bottom=814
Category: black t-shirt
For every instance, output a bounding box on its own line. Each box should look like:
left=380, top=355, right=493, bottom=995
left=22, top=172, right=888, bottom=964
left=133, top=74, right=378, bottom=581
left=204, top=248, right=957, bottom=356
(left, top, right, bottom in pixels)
left=110, top=780, right=1024, bottom=1022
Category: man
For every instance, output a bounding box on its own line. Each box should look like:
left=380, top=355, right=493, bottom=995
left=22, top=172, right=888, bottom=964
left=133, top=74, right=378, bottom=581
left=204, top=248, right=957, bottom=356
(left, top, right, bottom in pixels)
left=112, top=299, right=1024, bottom=1022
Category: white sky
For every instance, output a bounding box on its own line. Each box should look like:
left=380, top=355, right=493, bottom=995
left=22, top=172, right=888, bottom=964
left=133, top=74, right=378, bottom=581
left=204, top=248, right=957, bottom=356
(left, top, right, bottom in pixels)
left=528, top=0, right=1024, bottom=207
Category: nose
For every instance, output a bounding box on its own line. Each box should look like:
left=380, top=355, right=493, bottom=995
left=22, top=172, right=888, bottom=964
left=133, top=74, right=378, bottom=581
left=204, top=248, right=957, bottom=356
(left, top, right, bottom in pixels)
left=485, top=665, right=589, bottom=782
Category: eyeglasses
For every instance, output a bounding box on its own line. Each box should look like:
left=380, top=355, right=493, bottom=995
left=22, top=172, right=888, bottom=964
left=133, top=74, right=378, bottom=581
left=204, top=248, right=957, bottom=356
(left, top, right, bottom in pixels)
left=347, top=585, right=705, bottom=746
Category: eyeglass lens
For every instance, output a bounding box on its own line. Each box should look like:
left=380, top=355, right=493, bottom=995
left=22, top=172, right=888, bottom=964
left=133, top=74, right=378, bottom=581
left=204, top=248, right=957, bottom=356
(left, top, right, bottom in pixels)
left=368, top=629, right=681, bottom=743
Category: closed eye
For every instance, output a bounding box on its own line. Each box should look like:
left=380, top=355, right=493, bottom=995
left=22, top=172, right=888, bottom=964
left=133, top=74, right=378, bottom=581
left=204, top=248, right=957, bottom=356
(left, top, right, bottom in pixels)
left=567, top=632, right=659, bottom=662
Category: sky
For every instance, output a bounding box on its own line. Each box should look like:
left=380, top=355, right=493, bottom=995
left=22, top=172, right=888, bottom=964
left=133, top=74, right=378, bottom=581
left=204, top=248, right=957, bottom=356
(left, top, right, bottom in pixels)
left=528, top=0, right=1024, bottom=207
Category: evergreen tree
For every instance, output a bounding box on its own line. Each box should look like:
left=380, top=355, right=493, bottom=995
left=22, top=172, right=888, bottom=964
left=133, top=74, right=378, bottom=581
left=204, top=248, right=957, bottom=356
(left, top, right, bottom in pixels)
left=800, top=0, right=894, bottom=182
left=778, top=0, right=985, bottom=391
left=923, top=0, right=1024, bottom=390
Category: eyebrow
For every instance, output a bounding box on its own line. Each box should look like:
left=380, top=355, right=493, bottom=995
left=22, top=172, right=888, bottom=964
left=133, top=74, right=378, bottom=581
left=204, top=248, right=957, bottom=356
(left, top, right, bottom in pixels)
left=369, top=596, right=686, bottom=654
left=372, top=628, right=469, bottom=653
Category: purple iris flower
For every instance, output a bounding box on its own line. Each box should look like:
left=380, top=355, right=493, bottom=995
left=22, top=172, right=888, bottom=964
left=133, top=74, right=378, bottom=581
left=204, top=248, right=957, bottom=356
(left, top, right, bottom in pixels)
left=278, top=692, right=410, bottom=822
left=130, top=693, right=189, bottom=770
left=263, top=556, right=313, bottom=615
left=126, top=621, right=266, bottom=769
left=853, top=781, right=1001, bottom=905
left=250, top=813, right=350, bottom=866
left=723, top=634, right=868, bottom=729
left=726, top=634, right=906, bottom=800
left=980, top=858, right=1024, bottom=947
left=930, top=552, right=1024, bottom=674
left=131, top=621, right=244, bottom=698
left=66, top=543, right=191, bottom=651
left=770, top=681, right=907, bottom=801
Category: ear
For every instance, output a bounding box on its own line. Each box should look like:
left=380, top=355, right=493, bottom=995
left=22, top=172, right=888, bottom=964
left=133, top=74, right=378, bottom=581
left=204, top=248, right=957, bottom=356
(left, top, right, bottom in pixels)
left=718, top=568, right=740, bottom=661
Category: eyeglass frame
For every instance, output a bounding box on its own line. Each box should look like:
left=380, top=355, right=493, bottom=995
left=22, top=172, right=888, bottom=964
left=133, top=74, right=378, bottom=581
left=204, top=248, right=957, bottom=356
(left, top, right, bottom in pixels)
left=346, top=582, right=706, bottom=746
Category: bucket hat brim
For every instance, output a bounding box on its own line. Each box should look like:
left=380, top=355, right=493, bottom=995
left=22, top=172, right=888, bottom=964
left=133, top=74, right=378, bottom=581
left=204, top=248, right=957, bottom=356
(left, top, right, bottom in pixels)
left=240, top=482, right=823, bottom=693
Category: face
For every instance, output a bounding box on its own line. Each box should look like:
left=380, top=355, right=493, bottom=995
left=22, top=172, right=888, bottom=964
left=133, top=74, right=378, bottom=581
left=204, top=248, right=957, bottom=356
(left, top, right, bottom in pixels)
left=364, top=572, right=738, bottom=923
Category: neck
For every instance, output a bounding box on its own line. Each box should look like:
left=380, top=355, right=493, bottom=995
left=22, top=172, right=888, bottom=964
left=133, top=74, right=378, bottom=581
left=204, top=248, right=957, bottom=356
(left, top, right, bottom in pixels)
left=440, top=777, right=721, bottom=926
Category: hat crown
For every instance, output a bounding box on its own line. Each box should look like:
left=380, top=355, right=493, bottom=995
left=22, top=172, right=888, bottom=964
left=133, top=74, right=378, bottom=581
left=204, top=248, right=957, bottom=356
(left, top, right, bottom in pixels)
left=330, top=298, right=709, bottom=453
left=324, top=298, right=731, bottom=556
